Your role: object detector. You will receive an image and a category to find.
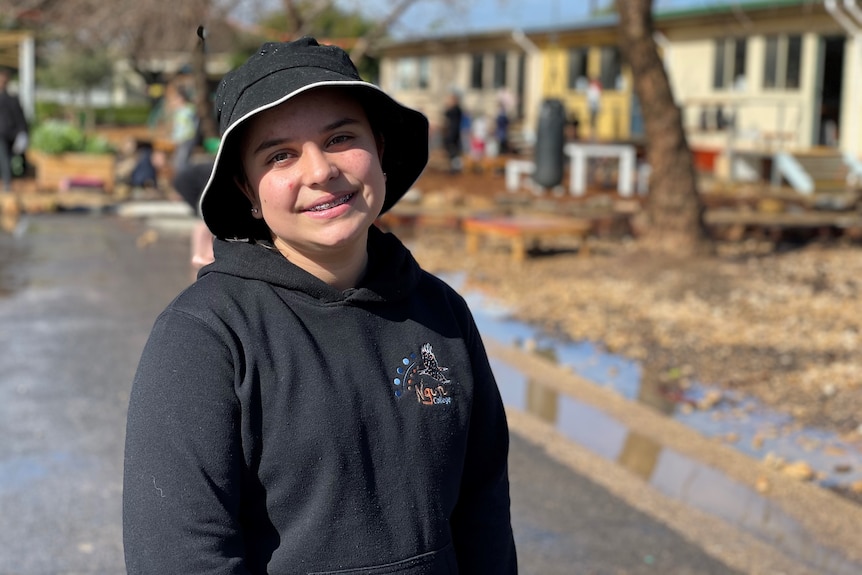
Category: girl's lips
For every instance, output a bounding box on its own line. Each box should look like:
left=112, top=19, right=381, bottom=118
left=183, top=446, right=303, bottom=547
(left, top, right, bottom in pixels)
left=304, top=192, right=356, bottom=213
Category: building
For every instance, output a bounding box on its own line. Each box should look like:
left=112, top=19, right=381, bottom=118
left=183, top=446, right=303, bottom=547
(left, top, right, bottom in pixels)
left=377, top=17, right=645, bottom=152
left=528, top=14, right=641, bottom=143
left=658, top=0, right=862, bottom=187
left=377, top=30, right=537, bottom=152
left=0, top=31, right=36, bottom=121
left=379, top=1, right=862, bottom=196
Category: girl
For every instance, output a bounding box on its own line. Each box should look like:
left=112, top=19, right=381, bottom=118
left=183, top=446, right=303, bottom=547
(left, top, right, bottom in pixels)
left=123, top=36, right=517, bottom=575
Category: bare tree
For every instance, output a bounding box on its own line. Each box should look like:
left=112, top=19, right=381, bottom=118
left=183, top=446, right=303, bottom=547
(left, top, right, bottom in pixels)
left=0, top=0, right=235, bottom=136
left=279, top=0, right=336, bottom=38
left=346, top=0, right=420, bottom=65
left=272, top=0, right=447, bottom=65
left=1, top=0, right=472, bottom=137
left=617, top=0, right=710, bottom=255
left=2, top=0, right=224, bottom=63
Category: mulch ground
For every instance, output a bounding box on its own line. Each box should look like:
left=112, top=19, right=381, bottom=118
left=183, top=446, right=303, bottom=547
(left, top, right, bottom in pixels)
left=404, top=163, right=862, bottom=445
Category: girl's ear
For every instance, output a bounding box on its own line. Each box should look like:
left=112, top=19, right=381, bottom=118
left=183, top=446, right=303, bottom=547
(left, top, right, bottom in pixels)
left=235, top=174, right=262, bottom=217
left=235, top=174, right=249, bottom=198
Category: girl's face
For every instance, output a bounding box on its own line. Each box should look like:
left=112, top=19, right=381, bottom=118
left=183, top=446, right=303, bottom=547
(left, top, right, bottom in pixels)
left=238, top=88, right=385, bottom=262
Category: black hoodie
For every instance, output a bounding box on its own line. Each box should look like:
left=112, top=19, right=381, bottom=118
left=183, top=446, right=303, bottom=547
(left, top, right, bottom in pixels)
left=123, top=227, right=517, bottom=574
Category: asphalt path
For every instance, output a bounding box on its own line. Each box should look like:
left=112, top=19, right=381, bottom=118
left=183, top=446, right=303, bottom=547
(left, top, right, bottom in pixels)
left=0, top=212, right=741, bottom=574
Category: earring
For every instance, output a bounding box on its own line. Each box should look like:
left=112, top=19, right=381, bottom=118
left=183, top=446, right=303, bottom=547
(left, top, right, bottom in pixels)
left=383, top=172, right=388, bottom=180
left=251, top=207, right=259, bottom=215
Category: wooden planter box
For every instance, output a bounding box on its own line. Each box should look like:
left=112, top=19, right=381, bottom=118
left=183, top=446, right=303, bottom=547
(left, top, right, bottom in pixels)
left=29, top=150, right=116, bottom=194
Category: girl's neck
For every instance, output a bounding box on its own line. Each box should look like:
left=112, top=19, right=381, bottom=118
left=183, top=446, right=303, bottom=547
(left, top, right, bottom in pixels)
left=274, top=234, right=369, bottom=291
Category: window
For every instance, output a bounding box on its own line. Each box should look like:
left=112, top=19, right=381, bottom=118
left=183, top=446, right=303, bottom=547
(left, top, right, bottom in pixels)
left=786, top=35, right=802, bottom=89
left=713, top=38, right=747, bottom=90
left=567, top=47, right=589, bottom=90
left=470, top=53, right=484, bottom=89
left=516, top=53, right=526, bottom=118
left=493, top=52, right=507, bottom=89
left=764, top=37, right=778, bottom=88
left=395, top=59, right=415, bottom=91
left=394, top=57, right=430, bottom=90
left=417, top=57, right=430, bottom=89
left=763, top=34, right=802, bottom=90
left=713, top=40, right=726, bottom=89
left=733, top=39, right=747, bottom=88
left=599, top=46, right=621, bottom=90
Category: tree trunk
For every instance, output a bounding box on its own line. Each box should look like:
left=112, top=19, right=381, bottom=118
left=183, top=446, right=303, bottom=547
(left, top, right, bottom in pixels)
left=617, top=0, right=710, bottom=255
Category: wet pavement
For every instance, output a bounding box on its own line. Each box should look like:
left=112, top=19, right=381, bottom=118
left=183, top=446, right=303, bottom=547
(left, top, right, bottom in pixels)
left=0, top=213, right=190, bottom=573
left=0, top=210, right=851, bottom=574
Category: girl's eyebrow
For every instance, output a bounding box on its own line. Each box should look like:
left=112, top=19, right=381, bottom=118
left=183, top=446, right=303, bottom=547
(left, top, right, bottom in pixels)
left=251, top=117, right=362, bottom=155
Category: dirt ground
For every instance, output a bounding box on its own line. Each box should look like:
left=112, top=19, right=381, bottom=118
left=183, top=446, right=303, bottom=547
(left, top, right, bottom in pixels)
left=400, top=163, right=862, bottom=446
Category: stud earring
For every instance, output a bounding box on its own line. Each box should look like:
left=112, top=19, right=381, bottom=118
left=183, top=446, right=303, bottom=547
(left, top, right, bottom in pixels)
left=251, top=207, right=259, bottom=215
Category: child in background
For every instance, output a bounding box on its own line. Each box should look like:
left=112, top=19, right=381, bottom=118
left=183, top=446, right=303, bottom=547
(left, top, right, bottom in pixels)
left=167, top=85, right=198, bottom=171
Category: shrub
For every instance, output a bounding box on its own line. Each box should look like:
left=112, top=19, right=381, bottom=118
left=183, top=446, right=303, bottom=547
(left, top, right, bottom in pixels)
left=30, top=120, right=115, bottom=155
left=94, top=105, right=152, bottom=126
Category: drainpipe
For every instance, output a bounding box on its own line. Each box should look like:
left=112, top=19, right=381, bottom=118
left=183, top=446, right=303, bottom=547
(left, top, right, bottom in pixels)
left=825, top=0, right=860, bottom=159
left=653, top=31, right=671, bottom=69
left=18, top=33, right=35, bottom=122
left=512, top=29, right=542, bottom=144
left=844, top=0, right=862, bottom=26
left=652, top=31, right=681, bottom=111
left=653, top=31, right=679, bottom=134
left=512, top=28, right=539, bottom=55
left=843, top=0, right=862, bottom=159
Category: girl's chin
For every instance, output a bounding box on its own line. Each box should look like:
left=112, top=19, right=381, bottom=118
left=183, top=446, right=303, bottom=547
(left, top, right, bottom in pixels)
left=275, top=224, right=371, bottom=253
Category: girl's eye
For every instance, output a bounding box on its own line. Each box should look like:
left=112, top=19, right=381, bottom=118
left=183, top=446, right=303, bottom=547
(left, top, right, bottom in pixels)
left=328, top=134, right=351, bottom=147
left=270, top=151, right=291, bottom=164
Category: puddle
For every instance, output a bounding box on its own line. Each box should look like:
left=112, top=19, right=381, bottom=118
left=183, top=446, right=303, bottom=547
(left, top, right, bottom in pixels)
left=429, top=270, right=862, bottom=568
left=491, top=356, right=862, bottom=574
left=448, top=273, right=862, bottom=492
left=0, top=452, right=72, bottom=495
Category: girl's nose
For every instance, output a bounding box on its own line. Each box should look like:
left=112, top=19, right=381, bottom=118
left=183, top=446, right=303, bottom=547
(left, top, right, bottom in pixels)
left=300, top=143, right=339, bottom=185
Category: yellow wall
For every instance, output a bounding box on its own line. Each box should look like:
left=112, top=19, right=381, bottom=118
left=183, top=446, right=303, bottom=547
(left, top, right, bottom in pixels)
left=539, top=42, right=634, bottom=142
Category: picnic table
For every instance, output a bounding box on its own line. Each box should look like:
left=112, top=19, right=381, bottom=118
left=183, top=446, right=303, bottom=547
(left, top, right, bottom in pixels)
left=462, top=215, right=592, bottom=262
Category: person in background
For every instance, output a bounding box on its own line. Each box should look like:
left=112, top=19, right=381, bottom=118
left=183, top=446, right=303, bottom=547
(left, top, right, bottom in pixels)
left=565, top=112, right=581, bottom=142
left=128, top=141, right=158, bottom=189
left=0, top=68, right=27, bottom=192
left=587, top=77, right=602, bottom=140
left=167, top=85, right=198, bottom=172
left=495, top=102, right=511, bottom=155
left=171, top=159, right=215, bottom=269
left=442, top=91, right=464, bottom=173
left=469, top=111, right=489, bottom=166
left=123, top=36, right=517, bottom=574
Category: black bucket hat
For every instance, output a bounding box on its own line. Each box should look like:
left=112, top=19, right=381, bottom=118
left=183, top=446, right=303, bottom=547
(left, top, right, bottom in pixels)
left=199, top=36, right=429, bottom=239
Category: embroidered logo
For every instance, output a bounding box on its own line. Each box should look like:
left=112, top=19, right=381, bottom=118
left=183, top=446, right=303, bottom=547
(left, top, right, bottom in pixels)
left=393, top=343, right=454, bottom=405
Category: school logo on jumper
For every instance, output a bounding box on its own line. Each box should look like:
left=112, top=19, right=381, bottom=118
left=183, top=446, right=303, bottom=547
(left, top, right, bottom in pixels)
left=392, top=343, right=454, bottom=405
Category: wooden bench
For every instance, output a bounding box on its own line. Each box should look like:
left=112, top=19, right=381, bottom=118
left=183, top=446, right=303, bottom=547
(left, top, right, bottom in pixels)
left=28, top=151, right=117, bottom=194
left=704, top=209, right=862, bottom=242
left=462, top=215, right=592, bottom=262
left=461, top=153, right=510, bottom=174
